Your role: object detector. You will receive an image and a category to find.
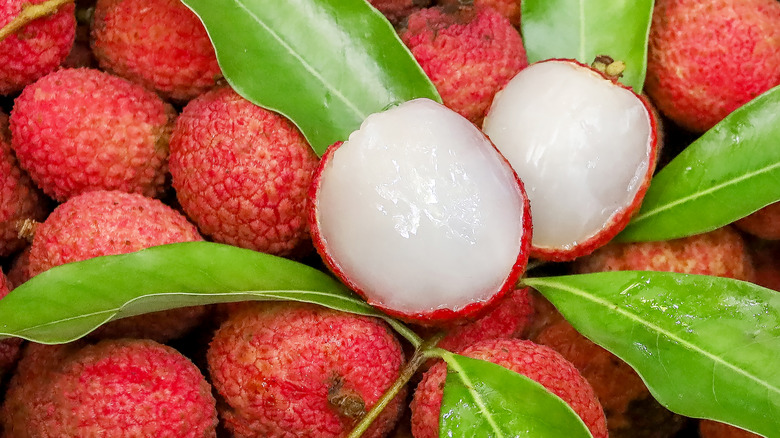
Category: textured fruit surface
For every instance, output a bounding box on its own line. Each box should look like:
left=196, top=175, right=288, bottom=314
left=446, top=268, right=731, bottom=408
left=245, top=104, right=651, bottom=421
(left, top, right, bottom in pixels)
left=207, top=302, right=406, bottom=438
left=646, top=0, right=780, bottom=132
left=410, top=338, right=608, bottom=438
left=1, top=339, right=218, bottom=437
left=400, top=6, right=527, bottom=125
left=699, top=419, right=762, bottom=438
left=0, top=0, right=75, bottom=95
left=10, top=68, right=175, bottom=202
left=0, top=271, right=23, bottom=381
left=369, top=0, right=431, bottom=24
left=170, top=86, right=319, bottom=257
left=735, top=202, right=780, bottom=240
left=91, top=0, right=222, bottom=101
left=438, top=0, right=521, bottom=26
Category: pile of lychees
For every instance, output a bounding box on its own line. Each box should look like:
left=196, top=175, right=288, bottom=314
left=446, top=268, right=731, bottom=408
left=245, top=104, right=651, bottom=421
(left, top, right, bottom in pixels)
left=0, top=0, right=778, bottom=437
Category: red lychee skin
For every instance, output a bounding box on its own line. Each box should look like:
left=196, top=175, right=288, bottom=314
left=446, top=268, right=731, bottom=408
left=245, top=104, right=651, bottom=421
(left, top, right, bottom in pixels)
left=309, top=140, right=532, bottom=326
left=400, top=6, right=528, bottom=125
left=573, top=226, right=755, bottom=282
left=91, top=0, right=222, bottom=101
left=410, top=338, right=608, bottom=438
left=747, top=240, right=780, bottom=292
left=169, top=86, right=320, bottom=258
left=6, top=246, right=31, bottom=288
left=699, top=420, right=761, bottom=438
left=735, top=201, right=780, bottom=240
left=26, top=190, right=208, bottom=342
left=0, top=0, right=76, bottom=95
left=369, top=0, right=431, bottom=24
left=0, top=111, right=48, bottom=257
left=2, top=339, right=218, bottom=438
left=438, top=0, right=521, bottom=27
left=0, top=271, right=23, bottom=381
left=10, top=68, right=175, bottom=202
left=646, top=0, right=780, bottom=133
left=207, top=302, right=407, bottom=438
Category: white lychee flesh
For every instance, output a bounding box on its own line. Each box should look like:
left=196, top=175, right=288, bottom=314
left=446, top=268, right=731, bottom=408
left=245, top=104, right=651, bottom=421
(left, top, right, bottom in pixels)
left=483, top=60, right=654, bottom=260
left=312, top=98, right=530, bottom=321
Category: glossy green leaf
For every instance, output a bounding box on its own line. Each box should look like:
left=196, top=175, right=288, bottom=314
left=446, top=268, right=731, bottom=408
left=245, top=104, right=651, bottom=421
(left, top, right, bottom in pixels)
left=619, top=85, right=780, bottom=242
left=182, top=0, right=440, bottom=156
left=438, top=352, right=593, bottom=438
left=523, top=272, right=780, bottom=437
left=521, top=0, right=653, bottom=92
left=0, top=242, right=386, bottom=344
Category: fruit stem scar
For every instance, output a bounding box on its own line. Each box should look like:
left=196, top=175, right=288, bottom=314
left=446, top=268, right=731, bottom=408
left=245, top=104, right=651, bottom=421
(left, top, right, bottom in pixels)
left=0, top=0, right=75, bottom=42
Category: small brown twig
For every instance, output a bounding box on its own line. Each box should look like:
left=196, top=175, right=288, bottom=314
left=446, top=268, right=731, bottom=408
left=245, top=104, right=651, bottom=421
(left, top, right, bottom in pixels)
left=0, top=0, right=75, bottom=43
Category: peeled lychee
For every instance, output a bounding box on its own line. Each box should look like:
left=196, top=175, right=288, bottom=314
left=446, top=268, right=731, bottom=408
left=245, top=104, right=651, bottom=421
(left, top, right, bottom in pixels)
left=91, top=0, right=222, bottom=101
left=410, top=338, right=608, bottom=438
left=483, top=59, right=659, bottom=261
left=645, top=0, right=780, bottom=133
left=310, top=98, right=531, bottom=325
left=207, top=302, right=406, bottom=438
left=169, top=86, right=319, bottom=257
left=10, top=68, right=175, bottom=202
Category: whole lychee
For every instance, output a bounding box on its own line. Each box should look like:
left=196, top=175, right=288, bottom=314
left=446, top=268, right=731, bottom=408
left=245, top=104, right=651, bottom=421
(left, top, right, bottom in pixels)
left=10, top=68, right=175, bottom=202
left=734, top=202, right=780, bottom=240
left=699, top=419, right=761, bottom=438
left=169, top=86, right=319, bottom=257
left=438, top=0, right=522, bottom=27
left=207, top=302, right=406, bottom=438
left=369, top=0, right=431, bottom=24
left=0, top=0, right=76, bottom=95
left=91, top=0, right=222, bottom=101
left=645, top=0, right=780, bottom=132
left=400, top=6, right=528, bottom=125
left=0, top=271, right=23, bottom=381
left=410, top=338, right=608, bottom=438
left=1, top=339, right=218, bottom=437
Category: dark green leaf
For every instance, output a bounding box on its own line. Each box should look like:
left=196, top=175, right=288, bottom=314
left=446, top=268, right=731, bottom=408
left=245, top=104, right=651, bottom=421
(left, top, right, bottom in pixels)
left=520, top=0, right=654, bottom=92
left=523, top=272, right=780, bottom=437
left=182, top=0, right=440, bottom=156
left=438, top=352, right=593, bottom=438
left=0, top=242, right=383, bottom=344
left=619, top=85, right=780, bottom=242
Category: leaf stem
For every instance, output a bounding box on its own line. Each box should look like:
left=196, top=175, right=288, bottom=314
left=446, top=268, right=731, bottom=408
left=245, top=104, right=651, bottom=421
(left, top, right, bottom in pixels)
left=0, top=0, right=75, bottom=42
left=382, top=317, right=424, bottom=349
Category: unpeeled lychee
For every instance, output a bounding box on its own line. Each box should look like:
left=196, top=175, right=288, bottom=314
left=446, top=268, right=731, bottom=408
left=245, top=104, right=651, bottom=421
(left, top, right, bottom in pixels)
left=369, top=0, right=431, bottom=24
left=699, top=420, right=761, bottom=438
left=734, top=201, right=780, bottom=240
left=169, top=86, right=319, bottom=258
left=207, top=302, right=407, bottom=438
left=10, top=68, right=175, bottom=202
left=0, top=271, right=23, bottom=381
left=438, top=0, right=522, bottom=27
left=645, top=0, right=780, bottom=132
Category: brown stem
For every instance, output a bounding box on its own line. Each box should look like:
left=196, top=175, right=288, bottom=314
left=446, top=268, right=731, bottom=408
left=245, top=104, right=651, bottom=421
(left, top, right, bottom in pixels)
left=15, top=218, right=39, bottom=243
left=0, top=0, right=75, bottom=43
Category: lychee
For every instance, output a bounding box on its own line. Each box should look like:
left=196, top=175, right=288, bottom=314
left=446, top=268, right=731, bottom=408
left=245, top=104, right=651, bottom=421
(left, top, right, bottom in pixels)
left=400, top=6, right=528, bottom=125
left=207, top=302, right=407, bottom=438
left=438, top=0, right=522, bottom=27
left=410, top=338, right=608, bottom=438
left=699, top=419, right=761, bottom=438
left=0, top=271, right=23, bottom=381
left=310, top=98, right=531, bottom=325
left=1, top=339, right=218, bottom=437
left=10, top=68, right=175, bottom=202
left=0, top=0, right=76, bottom=95
left=369, top=0, right=431, bottom=24
left=734, top=201, right=780, bottom=240
left=483, top=59, right=659, bottom=261
left=169, top=86, right=320, bottom=257
left=645, top=0, right=780, bottom=132
left=91, top=0, right=222, bottom=101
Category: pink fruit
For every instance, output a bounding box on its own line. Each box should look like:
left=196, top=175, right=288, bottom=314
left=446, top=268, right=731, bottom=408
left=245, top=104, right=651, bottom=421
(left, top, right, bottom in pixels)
left=0, top=271, right=23, bottom=381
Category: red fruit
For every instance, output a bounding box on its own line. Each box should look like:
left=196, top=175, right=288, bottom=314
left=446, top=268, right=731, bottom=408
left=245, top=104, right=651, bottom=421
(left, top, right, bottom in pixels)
left=91, top=0, right=222, bottom=101
left=483, top=59, right=659, bottom=261
left=1, top=339, right=218, bottom=437
left=0, top=0, right=75, bottom=95
left=6, top=246, right=31, bottom=288
left=400, top=6, right=528, bottom=125
left=0, top=271, right=23, bottom=381
left=10, top=68, right=175, bottom=202
left=747, top=240, right=780, bottom=292
left=369, top=0, right=431, bottom=24
left=699, top=420, right=761, bottom=438
left=439, top=0, right=522, bottom=27
left=646, top=0, right=780, bottom=132
left=169, top=86, right=319, bottom=257
left=410, top=338, right=608, bottom=438
left=310, top=98, right=531, bottom=325
left=735, top=201, right=780, bottom=240
left=207, top=302, right=406, bottom=438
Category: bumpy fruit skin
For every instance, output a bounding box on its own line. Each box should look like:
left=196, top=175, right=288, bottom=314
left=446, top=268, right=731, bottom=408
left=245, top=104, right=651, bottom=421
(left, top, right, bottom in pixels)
left=0, top=0, right=76, bottom=95
left=6, top=246, right=31, bottom=288
left=369, top=0, right=431, bottom=24
left=735, top=202, right=780, bottom=240
left=170, top=86, right=319, bottom=257
left=646, top=0, right=780, bottom=132
left=438, top=0, right=521, bottom=27
left=208, top=302, right=406, bottom=438
left=10, top=68, right=175, bottom=202
left=699, top=420, right=761, bottom=438
left=91, top=0, right=222, bottom=101
left=410, top=338, right=608, bottom=438
left=0, top=112, right=47, bottom=257
left=0, top=272, right=23, bottom=381
left=2, top=339, right=218, bottom=437
left=400, top=6, right=528, bottom=125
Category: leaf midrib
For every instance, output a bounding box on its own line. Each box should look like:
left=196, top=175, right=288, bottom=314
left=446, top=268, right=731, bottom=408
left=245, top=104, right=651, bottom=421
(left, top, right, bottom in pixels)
left=443, top=351, right=507, bottom=438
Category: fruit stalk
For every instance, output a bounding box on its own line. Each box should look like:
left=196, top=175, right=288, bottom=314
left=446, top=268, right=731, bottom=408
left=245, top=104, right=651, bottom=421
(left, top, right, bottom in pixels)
left=0, top=0, right=74, bottom=42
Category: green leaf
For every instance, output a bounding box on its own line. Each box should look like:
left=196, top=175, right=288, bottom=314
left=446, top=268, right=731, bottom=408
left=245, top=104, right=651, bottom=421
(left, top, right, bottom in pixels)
left=438, top=352, right=593, bottom=438
left=0, top=242, right=386, bottom=344
left=182, top=0, right=440, bottom=156
left=523, top=272, right=780, bottom=437
left=520, top=0, right=654, bottom=92
left=619, top=85, right=780, bottom=242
